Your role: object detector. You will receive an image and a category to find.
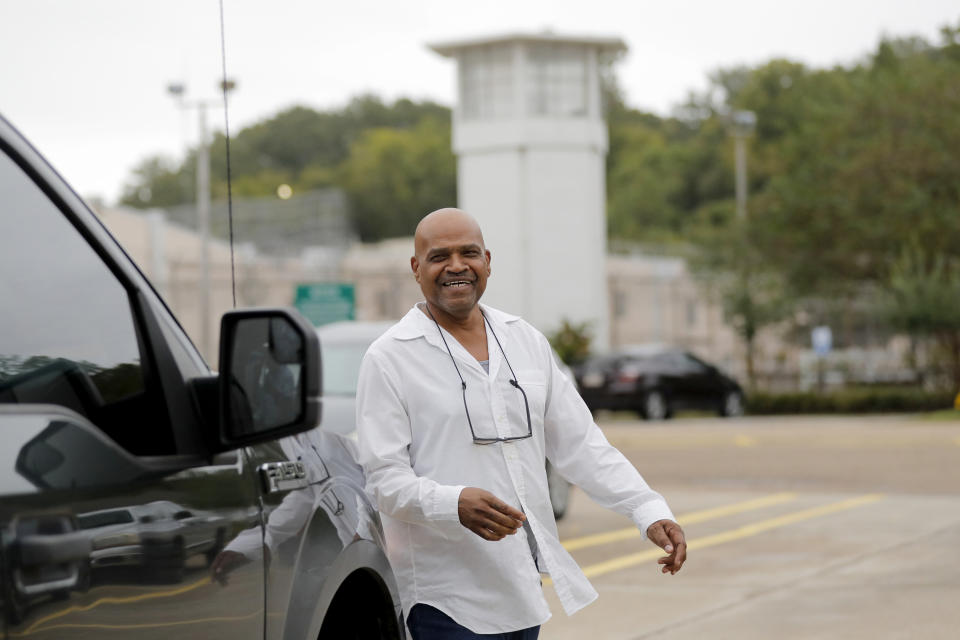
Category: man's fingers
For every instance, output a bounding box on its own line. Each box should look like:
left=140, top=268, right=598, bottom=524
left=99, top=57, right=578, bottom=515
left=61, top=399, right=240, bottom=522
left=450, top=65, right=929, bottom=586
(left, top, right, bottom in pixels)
left=471, top=524, right=507, bottom=541
left=475, top=526, right=503, bottom=541
left=484, top=506, right=523, bottom=531
left=477, top=516, right=519, bottom=537
left=668, top=526, right=685, bottom=547
left=672, top=542, right=687, bottom=571
left=657, top=555, right=678, bottom=574
left=462, top=507, right=520, bottom=539
left=667, top=525, right=687, bottom=571
left=465, top=503, right=521, bottom=533
left=459, top=488, right=526, bottom=541
left=490, top=499, right=526, bottom=523
left=647, top=520, right=687, bottom=575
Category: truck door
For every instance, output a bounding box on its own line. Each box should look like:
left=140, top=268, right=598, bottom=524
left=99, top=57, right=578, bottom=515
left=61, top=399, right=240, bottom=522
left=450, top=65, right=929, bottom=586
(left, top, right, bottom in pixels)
left=0, top=142, right=264, bottom=639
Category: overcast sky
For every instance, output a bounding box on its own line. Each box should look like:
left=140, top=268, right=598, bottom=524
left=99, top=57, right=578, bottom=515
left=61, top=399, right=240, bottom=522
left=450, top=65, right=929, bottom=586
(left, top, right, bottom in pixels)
left=1, top=0, right=957, bottom=203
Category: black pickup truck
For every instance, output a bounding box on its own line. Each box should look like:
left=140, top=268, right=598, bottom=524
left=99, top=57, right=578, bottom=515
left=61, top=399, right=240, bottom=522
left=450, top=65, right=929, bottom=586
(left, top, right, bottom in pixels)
left=0, top=113, right=403, bottom=639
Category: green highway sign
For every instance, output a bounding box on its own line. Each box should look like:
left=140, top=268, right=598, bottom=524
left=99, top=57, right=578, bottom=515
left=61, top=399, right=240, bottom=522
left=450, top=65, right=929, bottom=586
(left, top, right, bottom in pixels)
left=294, top=283, right=355, bottom=326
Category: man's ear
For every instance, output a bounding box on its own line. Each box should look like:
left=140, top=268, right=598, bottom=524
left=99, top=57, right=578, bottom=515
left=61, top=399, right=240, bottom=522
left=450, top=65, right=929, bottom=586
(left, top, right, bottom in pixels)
left=411, top=256, right=421, bottom=282
left=485, top=249, right=492, bottom=276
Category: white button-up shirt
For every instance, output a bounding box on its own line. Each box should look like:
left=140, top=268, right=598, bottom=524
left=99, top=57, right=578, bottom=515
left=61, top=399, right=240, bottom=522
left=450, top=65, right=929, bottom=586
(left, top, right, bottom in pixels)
left=356, top=304, right=674, bottom=634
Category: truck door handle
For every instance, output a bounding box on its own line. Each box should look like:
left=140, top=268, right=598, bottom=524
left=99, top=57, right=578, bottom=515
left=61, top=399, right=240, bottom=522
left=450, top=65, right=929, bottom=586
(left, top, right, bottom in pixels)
left=258, top=461, right=308, bottom=494
left=19, top=532, right=91, bottom=565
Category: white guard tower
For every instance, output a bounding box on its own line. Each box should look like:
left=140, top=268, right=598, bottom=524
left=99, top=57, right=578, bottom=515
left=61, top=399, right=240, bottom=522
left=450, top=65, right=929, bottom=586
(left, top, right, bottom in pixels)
left=429, top=33, right=625, bottom=349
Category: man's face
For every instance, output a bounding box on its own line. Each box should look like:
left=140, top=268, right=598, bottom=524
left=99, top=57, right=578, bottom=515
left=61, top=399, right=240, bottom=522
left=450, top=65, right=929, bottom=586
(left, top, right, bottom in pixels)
left=412, top=215, right=491, bottom=320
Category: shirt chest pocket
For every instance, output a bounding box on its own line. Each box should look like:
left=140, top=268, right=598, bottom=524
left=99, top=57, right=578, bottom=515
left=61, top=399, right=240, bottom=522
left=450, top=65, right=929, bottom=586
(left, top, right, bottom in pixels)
left=514, top=369, right=548, bottom=427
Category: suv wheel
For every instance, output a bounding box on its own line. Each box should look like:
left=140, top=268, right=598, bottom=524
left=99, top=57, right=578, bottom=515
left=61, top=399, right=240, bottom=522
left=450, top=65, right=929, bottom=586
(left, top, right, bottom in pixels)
left=641, top=390, right=668, bottom=421
left=720, top=391, right=744, bottom=417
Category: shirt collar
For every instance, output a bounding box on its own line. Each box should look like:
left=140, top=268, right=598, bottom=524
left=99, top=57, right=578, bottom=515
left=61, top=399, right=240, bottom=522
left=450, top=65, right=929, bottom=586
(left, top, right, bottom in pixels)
left=392, top=303, right=520, bottom=342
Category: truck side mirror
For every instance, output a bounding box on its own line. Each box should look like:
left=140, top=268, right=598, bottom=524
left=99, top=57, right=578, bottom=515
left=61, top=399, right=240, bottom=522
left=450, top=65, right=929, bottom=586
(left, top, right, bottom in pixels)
left=218, top=308, right=321, bottom=447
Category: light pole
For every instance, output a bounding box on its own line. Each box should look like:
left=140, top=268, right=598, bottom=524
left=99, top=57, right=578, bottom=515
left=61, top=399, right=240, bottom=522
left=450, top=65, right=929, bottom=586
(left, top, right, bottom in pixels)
left=166, top=80, right=236, bottom=360
left=726, top=110, right=758, bottom=387
left=730, top=110, right=756, bottom=220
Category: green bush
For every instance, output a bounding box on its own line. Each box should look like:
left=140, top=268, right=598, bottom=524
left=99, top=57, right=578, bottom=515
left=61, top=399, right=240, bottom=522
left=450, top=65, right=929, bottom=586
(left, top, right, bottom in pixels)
left=547, top=319, right=593, bottom=366
left=746, top=388, right=955, bottom=415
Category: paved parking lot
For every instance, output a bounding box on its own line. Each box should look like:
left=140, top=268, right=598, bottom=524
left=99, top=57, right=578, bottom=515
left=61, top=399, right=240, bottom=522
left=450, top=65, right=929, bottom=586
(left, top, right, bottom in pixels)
left=541, top=414, right=960, bottom=639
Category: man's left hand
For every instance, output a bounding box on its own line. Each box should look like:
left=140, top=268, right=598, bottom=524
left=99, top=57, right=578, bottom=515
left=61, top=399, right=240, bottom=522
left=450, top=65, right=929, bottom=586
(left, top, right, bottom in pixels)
left=646, top=519, right=687, bottom=575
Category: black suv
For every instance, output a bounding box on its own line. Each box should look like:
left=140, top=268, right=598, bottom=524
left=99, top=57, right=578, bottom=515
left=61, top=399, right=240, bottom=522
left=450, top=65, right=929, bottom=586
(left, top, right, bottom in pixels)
left=0, top=114, right=403, bottom=638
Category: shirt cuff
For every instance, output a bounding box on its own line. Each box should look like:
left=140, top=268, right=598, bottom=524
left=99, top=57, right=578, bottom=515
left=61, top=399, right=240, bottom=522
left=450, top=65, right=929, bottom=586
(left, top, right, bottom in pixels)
left=225, top=527, right=263, bottom=558
left=430, top=484, right=466, bottom=522
left=632, top=500, right=676, bottom=540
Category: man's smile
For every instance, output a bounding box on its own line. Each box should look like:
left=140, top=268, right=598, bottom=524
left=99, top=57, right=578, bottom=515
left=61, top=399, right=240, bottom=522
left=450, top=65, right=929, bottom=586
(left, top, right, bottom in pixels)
left=441, top=279, right=475, bottom=288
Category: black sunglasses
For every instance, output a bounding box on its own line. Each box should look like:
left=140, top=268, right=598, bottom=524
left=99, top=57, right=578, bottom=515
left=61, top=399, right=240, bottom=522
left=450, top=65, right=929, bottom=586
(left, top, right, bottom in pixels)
left=425, top=306, right=533, bottom=445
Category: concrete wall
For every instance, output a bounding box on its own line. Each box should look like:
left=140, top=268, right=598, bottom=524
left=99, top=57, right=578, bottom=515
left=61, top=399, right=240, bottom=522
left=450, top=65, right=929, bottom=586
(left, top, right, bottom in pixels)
left=342, top=240, right=745, bottom=378
left=100, top=209, right=912, bottom=391
left=607, top=254, right=741, bottom=375
left=96, top=207, right=328, bottom=364
left=339, top=238, right=422, bottom=322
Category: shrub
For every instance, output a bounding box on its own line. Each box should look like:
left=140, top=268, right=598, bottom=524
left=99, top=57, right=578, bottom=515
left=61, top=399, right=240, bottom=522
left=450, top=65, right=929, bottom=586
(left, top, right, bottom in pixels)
left=746, top=388, right=954, bottom=415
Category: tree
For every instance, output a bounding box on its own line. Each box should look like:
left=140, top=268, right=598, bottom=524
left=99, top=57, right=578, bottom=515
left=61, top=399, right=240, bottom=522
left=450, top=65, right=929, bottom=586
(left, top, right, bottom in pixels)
left=756, top=33, right=960, bottom=296
left=121, top=96, right=454, bottom=220
left=338, top=117, right=456, bottom=241
left=119, top=155, right=192, bottom=208
left=690, top=218, right=788, bottom=388
left=884, top=243, right=960, bottom=389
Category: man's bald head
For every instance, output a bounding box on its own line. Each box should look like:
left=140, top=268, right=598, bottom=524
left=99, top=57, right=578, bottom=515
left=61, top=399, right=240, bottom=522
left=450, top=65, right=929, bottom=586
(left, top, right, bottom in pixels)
left=414, top=208, right=485, bottom=259
left=411, top=207, right=491, bottom=323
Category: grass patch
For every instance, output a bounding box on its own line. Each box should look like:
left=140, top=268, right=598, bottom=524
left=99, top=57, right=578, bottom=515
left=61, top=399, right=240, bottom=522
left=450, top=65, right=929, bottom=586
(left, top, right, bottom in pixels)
left=921, top=409, right=960, bottom=421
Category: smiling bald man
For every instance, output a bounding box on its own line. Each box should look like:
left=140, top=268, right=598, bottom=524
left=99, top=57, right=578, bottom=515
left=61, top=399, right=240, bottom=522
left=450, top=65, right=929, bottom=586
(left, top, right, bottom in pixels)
left=356, top=208, right=685, bottom=639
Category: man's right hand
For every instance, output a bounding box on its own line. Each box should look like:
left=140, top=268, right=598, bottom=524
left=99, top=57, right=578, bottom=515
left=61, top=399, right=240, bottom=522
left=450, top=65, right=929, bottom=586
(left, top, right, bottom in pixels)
left=458, top=488, right=526, bottom=541
left=210, top=550, right=250, bottom=586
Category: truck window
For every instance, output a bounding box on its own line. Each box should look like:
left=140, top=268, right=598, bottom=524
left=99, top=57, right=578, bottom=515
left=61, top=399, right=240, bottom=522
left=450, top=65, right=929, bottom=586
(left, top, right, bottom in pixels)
left=0, top=150, right=175, bottom=454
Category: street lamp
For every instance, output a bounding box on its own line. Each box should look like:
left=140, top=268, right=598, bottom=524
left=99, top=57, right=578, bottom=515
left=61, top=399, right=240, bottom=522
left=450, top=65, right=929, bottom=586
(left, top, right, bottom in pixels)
left=729, top=110, right=756, bottom=221
left=166, top=80, right=237, bottom=360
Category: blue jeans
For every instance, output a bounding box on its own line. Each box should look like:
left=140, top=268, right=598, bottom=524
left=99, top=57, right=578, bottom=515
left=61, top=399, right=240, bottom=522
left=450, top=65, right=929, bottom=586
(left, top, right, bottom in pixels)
left=407, top=604, right=541, bottom=640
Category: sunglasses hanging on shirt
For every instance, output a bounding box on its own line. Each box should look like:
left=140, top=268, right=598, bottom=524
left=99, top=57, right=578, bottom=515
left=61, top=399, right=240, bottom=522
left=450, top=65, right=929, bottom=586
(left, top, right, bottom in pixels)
left=424, top=305, right=533, bottom=445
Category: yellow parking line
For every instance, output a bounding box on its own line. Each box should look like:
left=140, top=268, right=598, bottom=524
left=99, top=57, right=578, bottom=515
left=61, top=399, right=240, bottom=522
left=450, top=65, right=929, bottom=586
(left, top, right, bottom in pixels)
left=12, top=609, right=263, bottom=637
left=578, top=494, right=883, bottom=580
left=16, top=576, right=212, bottom=635
left=562, top=492, right=797, bottom=552
left=734, top=434, right=758, bottom=447
left=611, top=434, right=959, bottom=450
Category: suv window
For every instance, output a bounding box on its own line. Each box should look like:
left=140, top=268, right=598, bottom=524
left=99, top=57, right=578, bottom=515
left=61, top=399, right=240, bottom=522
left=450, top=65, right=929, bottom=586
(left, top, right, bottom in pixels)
left=0, top=150, right=174, bottom=454
left=678, top=353, right=709, bottom=374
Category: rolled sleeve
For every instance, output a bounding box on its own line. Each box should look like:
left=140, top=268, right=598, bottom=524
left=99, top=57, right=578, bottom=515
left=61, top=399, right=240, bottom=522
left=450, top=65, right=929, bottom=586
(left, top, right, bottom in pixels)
left=632, top=499, right=676, bottom=540
left=539, top=333, right=674, bottom=531
left=429, top=484, right=466, bottom=522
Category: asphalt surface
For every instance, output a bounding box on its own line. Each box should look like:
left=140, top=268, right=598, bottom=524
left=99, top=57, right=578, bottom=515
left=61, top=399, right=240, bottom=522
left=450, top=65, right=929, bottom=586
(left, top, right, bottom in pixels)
left=541, top=414, right=960, bottom=639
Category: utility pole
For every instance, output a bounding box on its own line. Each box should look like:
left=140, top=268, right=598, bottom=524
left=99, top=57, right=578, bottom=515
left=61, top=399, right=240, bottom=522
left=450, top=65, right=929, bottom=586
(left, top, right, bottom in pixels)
left=730, top=110, right=756, bottom=220
left=167, top=80, right=236, bottom=361
left=195, top=103, right=211, bottom=359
